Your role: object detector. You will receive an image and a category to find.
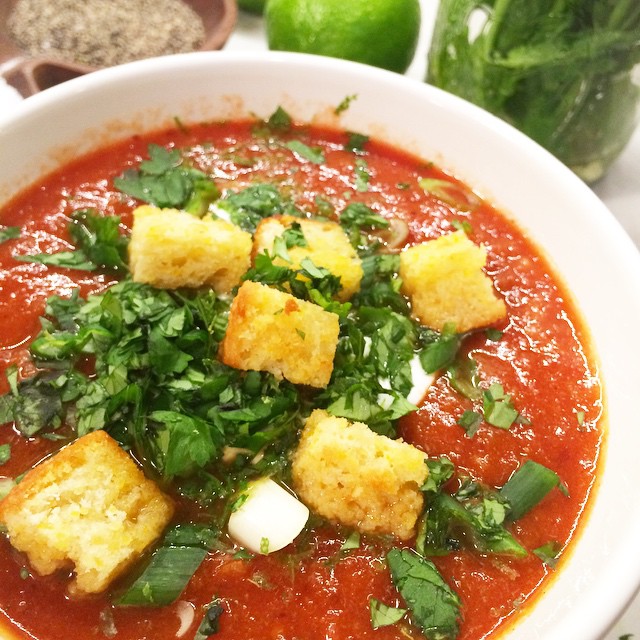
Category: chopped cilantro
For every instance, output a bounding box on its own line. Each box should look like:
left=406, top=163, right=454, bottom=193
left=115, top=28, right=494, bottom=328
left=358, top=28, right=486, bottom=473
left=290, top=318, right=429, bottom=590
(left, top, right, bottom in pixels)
left=285, top=140, right=325, bottom=164
left=354, top=158, right=370, bottom=192
left=533, top=541, right=562, bottom=568
left=216, top=183, right=300, bottom=233
left=419, top=324, right=462, bottom=374
left=117, top=524, right=217, bottom=606
left=340, top=530, right=361, bottom=551
left=114, top=143, right=219, bottom=215
left=334, top=94, right=357, bottom=114
left=267, top=105, right=292, bottom=131
left=345, top=131, right=369, bottom=153
left=14, top=250, right=97, bottom=271
left=457, top=410, right=482, bottom=438
left=483, top=383, right=526, bottom=430
left=450, top=218, right=473, bottom=234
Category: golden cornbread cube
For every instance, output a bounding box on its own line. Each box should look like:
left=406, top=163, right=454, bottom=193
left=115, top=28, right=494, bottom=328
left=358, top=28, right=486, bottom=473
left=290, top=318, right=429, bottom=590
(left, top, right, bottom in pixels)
left=0, top=430, right=174, bottom=596
left=219, top=280, right=339, bottom=388
left=129, top=205, right=252, bottom=293
left=253, top=215, right=363, bottom=301
left=399, top=230, right=507, bottom=333
left=291, top=409, right=428, bottom=540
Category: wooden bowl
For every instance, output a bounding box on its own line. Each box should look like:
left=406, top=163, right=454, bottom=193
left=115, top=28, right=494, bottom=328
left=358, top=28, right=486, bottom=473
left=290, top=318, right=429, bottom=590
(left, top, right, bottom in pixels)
left=0, top=0, right=237, bottom=96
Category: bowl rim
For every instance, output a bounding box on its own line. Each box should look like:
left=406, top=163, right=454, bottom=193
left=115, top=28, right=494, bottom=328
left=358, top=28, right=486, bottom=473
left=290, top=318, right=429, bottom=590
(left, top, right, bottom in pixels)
left=1, top=50, right=640, bottom=640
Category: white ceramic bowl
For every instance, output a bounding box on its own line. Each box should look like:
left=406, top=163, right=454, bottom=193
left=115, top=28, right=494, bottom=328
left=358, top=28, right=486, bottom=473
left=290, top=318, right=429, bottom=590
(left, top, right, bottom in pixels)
left=1, top=51, right=639, bottom=640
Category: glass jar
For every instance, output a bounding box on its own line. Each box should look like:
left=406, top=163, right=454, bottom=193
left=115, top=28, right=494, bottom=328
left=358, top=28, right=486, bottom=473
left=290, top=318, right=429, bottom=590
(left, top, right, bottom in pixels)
left=426, top=0, right=640, bottom=184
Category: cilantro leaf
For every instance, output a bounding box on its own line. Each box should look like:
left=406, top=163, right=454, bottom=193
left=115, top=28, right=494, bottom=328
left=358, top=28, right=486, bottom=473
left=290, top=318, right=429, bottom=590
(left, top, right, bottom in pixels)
left=387, top=549, right=461, bottom=640
left=419, top=323, right=462, bottom=374
left=114, top=144, right=218, bottom=214
left=482, top=383, right=526, bottom=429
left=266, top=106, right=292, bottom=131
left=216, top=183, right=300, bottom=233
left=69, top=209, right=128, bottom=273
left=285, top=140, right=325, bottom=164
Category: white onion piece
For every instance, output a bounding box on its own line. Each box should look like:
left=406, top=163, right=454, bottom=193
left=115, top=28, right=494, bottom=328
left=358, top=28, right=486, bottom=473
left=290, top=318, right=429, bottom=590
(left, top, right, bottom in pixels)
left=227, top=478, right=309, bottom=554
left=407, top=354, right=437, bottom=405
left=175, top=600, right=195, bottom=638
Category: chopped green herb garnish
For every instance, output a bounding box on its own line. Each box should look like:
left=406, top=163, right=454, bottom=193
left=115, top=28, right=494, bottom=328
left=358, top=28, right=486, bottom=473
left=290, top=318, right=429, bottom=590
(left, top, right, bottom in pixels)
left=14, top=250, right=97, bottom=271
left=334, top=94, right=358, bottom=114
left=0, top=444, right=11, bottom=465
left=260, top=537, right=270, bottom=554
left=458, top=410, right=482, bottom=438
left=345, top=131, right=369, bottom=152
left=0, top=226, right=20, bottom=244
left=533, top=541, right=562, bottom=568
left=285, top=140, right=325, bottom=164
left=354, top=158, right=370, bottom=192
left=369, top=598, right=407, bottom=629
left=387, top=548, right=461, bottom=640
left=419, top=324, right=462, bottom=374
left=482, top=383, right=526, bottom=430
left=450, top=218, right=473, bottom=234
left=114, top=143, right=219, bottom=215
left=340, top=530, right=361, bottom=551
left=217, top=183, right=300, bottom=233
left=267, top=105, right=292, bottom=131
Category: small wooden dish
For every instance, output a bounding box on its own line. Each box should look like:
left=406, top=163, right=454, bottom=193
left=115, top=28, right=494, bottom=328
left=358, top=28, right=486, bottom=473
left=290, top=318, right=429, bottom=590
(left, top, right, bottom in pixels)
left=0, top=0, right=238, bottom=97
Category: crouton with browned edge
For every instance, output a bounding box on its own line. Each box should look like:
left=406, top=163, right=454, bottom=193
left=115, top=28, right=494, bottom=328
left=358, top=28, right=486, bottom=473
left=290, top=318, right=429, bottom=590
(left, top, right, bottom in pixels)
left=219, top=281, right=340, bottom=388
left=129, top=205, right=252, bottom=293
left=0, top=430, right=174, bottom=595
left=291, top=409, right=428, bottom=540
left=399, top=230, right=506, bottom=333
left=253, top=215, right=363, bottom=301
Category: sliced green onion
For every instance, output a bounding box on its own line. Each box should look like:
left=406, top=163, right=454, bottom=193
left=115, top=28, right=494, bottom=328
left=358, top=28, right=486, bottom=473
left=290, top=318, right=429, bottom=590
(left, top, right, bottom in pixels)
left=500, top=460, right=562, bottom=521
left=116, top=524, right=216, bottom=607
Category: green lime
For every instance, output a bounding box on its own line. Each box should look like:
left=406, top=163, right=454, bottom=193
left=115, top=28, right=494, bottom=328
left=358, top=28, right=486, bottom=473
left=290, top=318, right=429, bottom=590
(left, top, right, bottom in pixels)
left=238, top=0, right=266, bottom=14
left=265, top=0, right=421, bottom=74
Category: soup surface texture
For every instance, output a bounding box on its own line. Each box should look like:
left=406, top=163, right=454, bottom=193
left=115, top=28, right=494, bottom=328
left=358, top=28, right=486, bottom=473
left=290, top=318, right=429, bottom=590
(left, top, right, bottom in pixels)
left=0, top=116, right=602, bottom=640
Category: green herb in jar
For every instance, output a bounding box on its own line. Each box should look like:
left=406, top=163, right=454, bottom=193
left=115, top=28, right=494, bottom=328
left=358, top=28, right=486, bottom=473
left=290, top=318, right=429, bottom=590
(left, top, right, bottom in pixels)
left=426, top=0, right=640, bottom=182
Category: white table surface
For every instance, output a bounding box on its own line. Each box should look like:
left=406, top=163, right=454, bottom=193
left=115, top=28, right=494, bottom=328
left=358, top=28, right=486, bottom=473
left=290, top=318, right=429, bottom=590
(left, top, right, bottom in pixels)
left=0, top=2, right=638, bottom=638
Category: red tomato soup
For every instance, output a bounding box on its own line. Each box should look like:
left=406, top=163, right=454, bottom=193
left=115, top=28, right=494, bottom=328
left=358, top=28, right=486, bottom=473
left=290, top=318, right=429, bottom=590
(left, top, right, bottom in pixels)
left=0, top=118, right=603, bottom=640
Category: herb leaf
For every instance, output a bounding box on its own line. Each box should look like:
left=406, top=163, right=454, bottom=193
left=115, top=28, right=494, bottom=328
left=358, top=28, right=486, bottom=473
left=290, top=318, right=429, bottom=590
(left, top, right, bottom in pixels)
left=0, top=226, right=20, bottom=244
left=387, top=548, right=461, bottom=640
left=369, top=598, right=407, bottom=629
left=114, top=144, right=218, bottom=215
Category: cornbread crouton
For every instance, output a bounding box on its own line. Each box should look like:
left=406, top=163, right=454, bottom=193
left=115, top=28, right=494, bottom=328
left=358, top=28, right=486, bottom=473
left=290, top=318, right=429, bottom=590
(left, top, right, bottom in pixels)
left=253, top=215, right=363, bottom=301
left=399, top=230, right=507, bottom=333
left=219, top=281, right=339, bottom=388
left=129, top=205, right=252, bottom=293
left=291, top=409, right=428, bottom=540
left=0, top=430, right=174, bottom=596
